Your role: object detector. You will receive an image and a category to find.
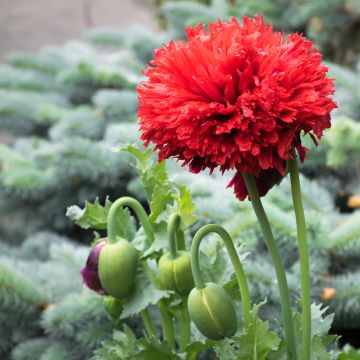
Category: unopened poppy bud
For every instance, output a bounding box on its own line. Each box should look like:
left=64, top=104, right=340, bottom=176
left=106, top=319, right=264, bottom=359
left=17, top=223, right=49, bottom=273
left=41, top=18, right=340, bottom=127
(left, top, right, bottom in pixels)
left=98, top=239, right=138, bottom=299
left=188, top=282, right=238, bottom=340
left=157, top=250, right=194, bottom=296
left=81, top=238, right=138, bottom=299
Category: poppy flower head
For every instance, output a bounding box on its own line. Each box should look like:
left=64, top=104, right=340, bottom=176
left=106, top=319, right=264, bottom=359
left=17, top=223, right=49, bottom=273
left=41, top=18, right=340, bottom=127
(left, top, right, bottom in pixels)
left=138, top=16, right=336, bottom=199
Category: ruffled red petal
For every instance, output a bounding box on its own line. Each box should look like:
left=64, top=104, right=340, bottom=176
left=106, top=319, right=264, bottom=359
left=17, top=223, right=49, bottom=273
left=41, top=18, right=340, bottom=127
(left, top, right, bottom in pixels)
left=138, top=16, right=336, bottom=200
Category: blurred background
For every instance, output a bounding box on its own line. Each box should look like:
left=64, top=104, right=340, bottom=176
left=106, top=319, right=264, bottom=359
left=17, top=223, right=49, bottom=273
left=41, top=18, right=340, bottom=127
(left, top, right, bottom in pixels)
left=1, top=1, right=360, bottom=359
left=0, top=0, right=155, bottom=59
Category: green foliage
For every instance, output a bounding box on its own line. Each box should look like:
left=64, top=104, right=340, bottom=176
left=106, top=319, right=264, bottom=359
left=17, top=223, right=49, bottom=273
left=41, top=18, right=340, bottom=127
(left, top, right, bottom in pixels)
left=338, top=345, right=360, bottom=359
left=0, top=231, right=115, bottom=360
left=160, top=0, right=360, bottom=64
left=67, top=197, right=114, bottom=230
left=92, top=89, right=138, bottom=122
left=120, top=264, right=165, bottom=319
left=1, top=3, right=360, bottom=359
left=326, top=118, right=360, bottom=168
left=0, top=89, right=68, bottom=134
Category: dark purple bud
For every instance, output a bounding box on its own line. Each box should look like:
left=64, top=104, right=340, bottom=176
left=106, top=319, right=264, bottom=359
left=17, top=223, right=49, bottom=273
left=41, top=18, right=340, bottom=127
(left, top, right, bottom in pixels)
left=81, top=239, right=107, bottom=294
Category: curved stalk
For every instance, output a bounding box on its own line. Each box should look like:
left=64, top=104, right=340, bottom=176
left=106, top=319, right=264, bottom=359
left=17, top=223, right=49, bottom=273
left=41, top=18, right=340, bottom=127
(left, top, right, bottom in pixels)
left=107, top=196, right=154, bottom=244
left=191, top=224, right=252, bottom=327
left=242, top=173, right=297, bottom=360
left=289, top=157, right=311, bottom=360
left=167, top=213, right=181, bottom=258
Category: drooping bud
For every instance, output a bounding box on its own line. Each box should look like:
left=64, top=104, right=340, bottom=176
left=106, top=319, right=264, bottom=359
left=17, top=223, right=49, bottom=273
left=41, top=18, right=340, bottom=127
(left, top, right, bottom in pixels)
left=157, top=251, right=194, bottom=296
left=98, top=239, right=138, bottom=299
left=188, top=282, right=237, bottom=340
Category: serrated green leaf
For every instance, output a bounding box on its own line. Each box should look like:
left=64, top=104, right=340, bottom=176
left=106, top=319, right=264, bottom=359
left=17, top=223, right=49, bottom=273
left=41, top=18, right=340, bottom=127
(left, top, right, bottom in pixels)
left=174, top=185, right=197, bottom=226
left=144, top=221, right=169, bottom=257
left=291, top=306, right=337, bottom=360
left=185, top=341, right=213, bottom=360
left=133, top=337, right=182, bottom=360
left=149, top=184, right=173, bottom=222
left=132, top=221, right=168, bottom=258
left=311, top=303, right=334, bottom=336
left=91, top=327, right=137, bottom=360
left=124, top=145, right=175, bottom=222
left=123, top=145, right=154, bottom=173
left=216, top=307, right=280, bottom=360
left=121, top=263, right=166, bottom=319
left=66, top=197, right=111, bottom=230
left=310, top=335, right=331, bottom=360
left=234, top=317, right=280, bottom=360
left=66, top=198, right=136, bottom=240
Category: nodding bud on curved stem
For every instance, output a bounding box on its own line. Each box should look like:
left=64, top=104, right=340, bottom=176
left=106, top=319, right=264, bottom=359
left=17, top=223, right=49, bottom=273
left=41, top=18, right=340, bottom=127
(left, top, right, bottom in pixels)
left=157, top=214, right=195, bottom=296
left=188, top=224, right=252, bottom=340
left=107, top=196, right=154, bottom=245
left=93, top=197, right=155, bottom=299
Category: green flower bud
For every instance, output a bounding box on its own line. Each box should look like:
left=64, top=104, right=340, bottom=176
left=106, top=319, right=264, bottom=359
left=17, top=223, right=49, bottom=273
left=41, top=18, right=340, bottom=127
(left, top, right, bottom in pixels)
left=188, top=282, right=237, bottom=340
left=158, top=250, right=194, bottom=296
left=98, top=239, right=137, bottom=299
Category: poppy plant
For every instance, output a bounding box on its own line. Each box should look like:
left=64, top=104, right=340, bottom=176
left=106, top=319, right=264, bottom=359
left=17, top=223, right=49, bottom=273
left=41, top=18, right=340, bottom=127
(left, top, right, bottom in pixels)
left=138, top=16, right=336, bottom=200
left=138, top=16, right=337, bottom=360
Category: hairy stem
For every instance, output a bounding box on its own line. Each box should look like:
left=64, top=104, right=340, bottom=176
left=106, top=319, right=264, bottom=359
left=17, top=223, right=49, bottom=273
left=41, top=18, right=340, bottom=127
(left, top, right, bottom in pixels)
left=289, top=157, right=311, bottom=360
left=242, top=173, right=297, bottom=360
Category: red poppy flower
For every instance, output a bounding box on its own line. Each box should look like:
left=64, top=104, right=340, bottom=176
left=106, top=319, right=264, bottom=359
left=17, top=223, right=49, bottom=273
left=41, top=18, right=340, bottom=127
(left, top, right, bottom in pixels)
left=137, top=16, right=336, bottom=200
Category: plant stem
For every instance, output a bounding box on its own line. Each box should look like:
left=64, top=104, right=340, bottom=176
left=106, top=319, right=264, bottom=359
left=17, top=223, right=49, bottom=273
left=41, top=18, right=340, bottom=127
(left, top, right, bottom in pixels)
left=107, top=196, right=154, bottom=244
left=179, top=300, right=191, bottom=352
left=289, top=157, right=311, bottom=360
left=176, top=227, right=186, bottom=251
left=191, top=224, right=252, bottom=327
left=158, top=299, right=176, bottom=349
left=242, top=173, right=297, bottom=360
left=140, top=308, right=157, bottom=338
left=168, top=213, right=180, bottom=258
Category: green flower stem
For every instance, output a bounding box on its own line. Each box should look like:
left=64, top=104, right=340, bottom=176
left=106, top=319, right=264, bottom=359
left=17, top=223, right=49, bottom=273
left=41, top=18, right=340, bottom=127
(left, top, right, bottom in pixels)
left=140, top=308, right=157, bottom=338
left=191, top=224, right=252, bottom=327
left=107, top=196, right=154, bottom=244
left=179, top=300, right=191, bottom=352
left=242, top=173, right=297, bottom=360
left=168, top=213, right=181, bottom=258
left=158, top=299, right=176, bottom=349
left=289, top=157, right=311, bottom=360
left=176, top=227, right=186, bottom=251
